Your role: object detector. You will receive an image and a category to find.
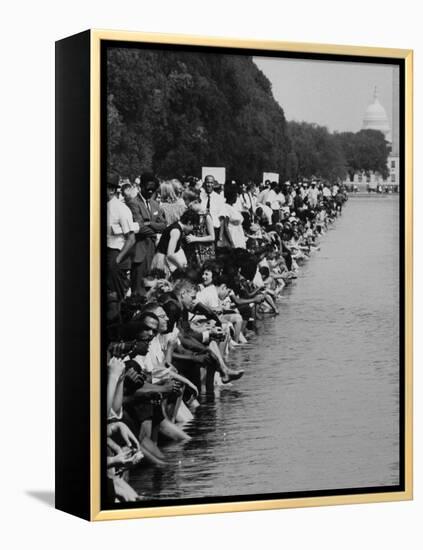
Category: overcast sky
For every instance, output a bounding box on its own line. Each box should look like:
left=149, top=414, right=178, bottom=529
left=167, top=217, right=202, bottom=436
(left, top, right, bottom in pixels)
left=253, top=56, right=397, bottom=133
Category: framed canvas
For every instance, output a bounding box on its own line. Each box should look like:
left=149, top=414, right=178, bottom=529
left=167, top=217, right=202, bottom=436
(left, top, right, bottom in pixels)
left=55, top=29, right=413, bottom=521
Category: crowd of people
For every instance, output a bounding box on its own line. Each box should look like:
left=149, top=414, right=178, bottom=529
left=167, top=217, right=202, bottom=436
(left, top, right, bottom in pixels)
left=106, top=172, right=348, bottom=503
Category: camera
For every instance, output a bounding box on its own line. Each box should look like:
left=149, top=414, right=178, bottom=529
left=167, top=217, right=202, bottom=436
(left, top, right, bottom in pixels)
left=108, top=340, right=136, bottom=358
left=210, top=328, right=225, bottom=342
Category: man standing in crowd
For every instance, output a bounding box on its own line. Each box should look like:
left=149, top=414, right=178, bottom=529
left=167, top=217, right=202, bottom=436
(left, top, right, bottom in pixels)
left=293, top=186, right=304, bottom=210
left=107, top=175, right=135, bottom=301
left=322, top=182, right=332, bottom=199
left=309, top=180, right=319, bottom=208
left=257, top=179, right=271, bottom=205
left=125, top=173, right=167, bottom=296
left=200, top=175, right=225, bottom=241
left=300, top=181, right=309, bottom=199
left=332, top=182, right=339, bottom=197
left=238, top=182, right=255, bottom=215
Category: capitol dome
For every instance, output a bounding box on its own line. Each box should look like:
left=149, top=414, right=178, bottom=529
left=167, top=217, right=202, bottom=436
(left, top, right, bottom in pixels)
left=362, top=87, right=391, bottom=141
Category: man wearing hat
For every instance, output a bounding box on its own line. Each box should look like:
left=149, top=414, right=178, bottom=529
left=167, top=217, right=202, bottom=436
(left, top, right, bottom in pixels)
left=107, top=174, right=135, bottom=301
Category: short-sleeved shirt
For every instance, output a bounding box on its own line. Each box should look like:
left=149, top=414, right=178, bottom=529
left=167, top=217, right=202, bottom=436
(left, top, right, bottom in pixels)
left=196, top=284, right=220, bottom=309
left=107, top=196, right=133, bottom=250
left=257, top=188, right=270, bottom=205
left=144, top=329, right=180, bottom=382
left=253, top=269, right=264, bottom=288
left=266, top=189, right=280, bottom=210
left=200, top=191, right=226, bottom=229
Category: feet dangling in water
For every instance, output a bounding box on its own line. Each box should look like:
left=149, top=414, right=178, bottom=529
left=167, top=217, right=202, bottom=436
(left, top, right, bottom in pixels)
left=222, top=369, right=244, bottom=384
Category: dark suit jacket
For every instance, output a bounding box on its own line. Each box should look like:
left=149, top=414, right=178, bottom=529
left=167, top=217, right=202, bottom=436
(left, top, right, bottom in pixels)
left=125, top=196, right=167, bottom=264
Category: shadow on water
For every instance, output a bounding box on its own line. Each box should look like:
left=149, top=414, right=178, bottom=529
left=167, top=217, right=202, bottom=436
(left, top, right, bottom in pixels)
left=131, top=197, right=400, bottom=499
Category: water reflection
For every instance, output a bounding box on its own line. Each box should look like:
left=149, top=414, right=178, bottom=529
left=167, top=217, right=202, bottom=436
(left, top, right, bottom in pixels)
left=131, top=196, right=400, bottom=499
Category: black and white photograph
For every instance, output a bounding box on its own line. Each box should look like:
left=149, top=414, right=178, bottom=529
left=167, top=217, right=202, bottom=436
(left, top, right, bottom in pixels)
left=103, top=41, right=404, bottom=508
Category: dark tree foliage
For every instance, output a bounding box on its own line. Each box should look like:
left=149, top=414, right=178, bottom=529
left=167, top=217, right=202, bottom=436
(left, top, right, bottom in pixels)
left=336, top=129, right=390, bottom=180
left=287, top=121, right=348, bottom=183
left=287, top=122, right=390, bottom=183
left=107, top=47, right=291, bottom=182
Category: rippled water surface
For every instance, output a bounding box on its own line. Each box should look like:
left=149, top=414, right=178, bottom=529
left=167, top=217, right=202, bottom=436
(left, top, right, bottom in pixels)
left=131, top=196, right=400, bottom=499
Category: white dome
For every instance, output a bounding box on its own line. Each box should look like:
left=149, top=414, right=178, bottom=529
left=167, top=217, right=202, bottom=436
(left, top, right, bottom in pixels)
left=362, top=87, right=391, bottom=140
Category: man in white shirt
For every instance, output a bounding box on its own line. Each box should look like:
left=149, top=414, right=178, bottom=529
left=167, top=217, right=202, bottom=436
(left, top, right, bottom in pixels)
left=200, top=175, right=226, bottom=241
left=196, top=270, right=244, bottom=344
left=256, top=204, right=273, bottom=225
left=300, top=182, right=309, bottom=199
left=265, top=184, right=279, bottom=209
left=238, top=182, right=256, bottom=215
left=308, top=181, right=319, bottom=208
left=257, top=180, right=271, bottom=205
left=107, top=176, right=135, bottom=301
left=322, top=183, right=331, bottom=198
left=196, top=281, right=220, bottom=310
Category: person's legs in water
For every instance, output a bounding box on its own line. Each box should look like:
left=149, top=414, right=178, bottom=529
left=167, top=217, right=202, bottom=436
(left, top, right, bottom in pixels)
left=163, top=393, right=181, bottom=423
left=215, top=323, right=232, bottom=356
left=138, top=420, right=167, bottom=467
left=175, top=400, right=194, bottom=423
left=207, top=342, right=244, bottom=382
left=113, top=476, right=144, bottom=502
left=221, top=313, right=243, bottom=342
left=258, top=292, right=279, bottom=315
left=158, top=395, right=191, bottom=441
left=173, top=357, right=203, bottom=394
left=205, top=359, right=217, bottom=394
left=159, top=418, right=191, bottom=441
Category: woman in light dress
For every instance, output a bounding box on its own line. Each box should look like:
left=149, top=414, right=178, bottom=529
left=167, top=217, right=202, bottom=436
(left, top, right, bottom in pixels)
left=219, top=187, right=246, bottom=249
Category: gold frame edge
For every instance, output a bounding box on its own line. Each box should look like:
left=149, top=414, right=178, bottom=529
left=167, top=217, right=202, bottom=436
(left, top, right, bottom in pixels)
left=89, top=29, right=413, bottom=522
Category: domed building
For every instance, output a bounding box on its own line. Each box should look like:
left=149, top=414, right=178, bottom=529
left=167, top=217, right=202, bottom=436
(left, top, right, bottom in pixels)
left=362, top=86, right=391, bottom=142
left=344, top=84, right=399, bottom=193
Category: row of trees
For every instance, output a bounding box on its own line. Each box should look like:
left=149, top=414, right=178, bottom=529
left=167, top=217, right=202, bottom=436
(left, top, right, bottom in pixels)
left=107, top=47, right=390, bottom=184
left=107, top=47, right=290, bottom=182
left=287, top=123, right=390, bottom=183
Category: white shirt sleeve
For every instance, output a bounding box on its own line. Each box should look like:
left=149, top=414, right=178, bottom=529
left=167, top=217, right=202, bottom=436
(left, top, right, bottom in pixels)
left=118, top=202, right=134, bottom=234
left=196, top=285, right=220, bottom=309
left=216, top=195, right=227, bottom=219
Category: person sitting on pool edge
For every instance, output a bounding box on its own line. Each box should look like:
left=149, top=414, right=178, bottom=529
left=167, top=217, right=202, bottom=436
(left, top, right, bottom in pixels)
left=121, top=312, right=185, bottom=467
left=171, top=278, right=244, bottom=392
left=196, top=265, right=246, bottom=345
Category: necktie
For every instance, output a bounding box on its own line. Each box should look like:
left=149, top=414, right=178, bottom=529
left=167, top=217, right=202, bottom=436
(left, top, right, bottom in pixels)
left=145, top=200, right=151, bottom=218
left=206, top=193, right=211, bottom=211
